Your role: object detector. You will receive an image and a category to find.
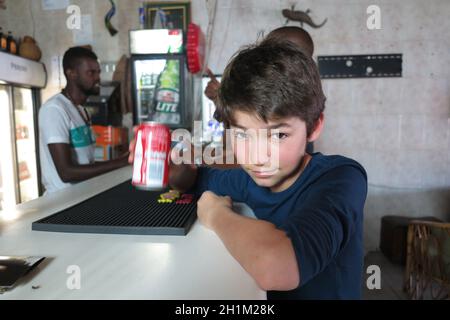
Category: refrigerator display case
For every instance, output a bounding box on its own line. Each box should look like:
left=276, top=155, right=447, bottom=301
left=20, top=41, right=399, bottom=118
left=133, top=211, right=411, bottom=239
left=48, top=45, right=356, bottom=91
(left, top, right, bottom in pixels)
left=0, top=52, right=47, bottom=211
left=130, top=29, right=193, bottom=129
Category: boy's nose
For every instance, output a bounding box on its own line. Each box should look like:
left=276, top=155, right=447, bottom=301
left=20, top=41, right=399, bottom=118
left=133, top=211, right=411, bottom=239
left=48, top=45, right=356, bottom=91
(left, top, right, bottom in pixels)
left=249, top=140, right=271, bottom=166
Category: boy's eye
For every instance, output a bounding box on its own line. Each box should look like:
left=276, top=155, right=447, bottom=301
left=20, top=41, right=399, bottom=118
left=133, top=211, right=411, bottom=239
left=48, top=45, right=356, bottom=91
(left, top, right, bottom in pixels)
left=234, top=131, right=248, bottom=139
left=271, top=132, right=288, bottom=140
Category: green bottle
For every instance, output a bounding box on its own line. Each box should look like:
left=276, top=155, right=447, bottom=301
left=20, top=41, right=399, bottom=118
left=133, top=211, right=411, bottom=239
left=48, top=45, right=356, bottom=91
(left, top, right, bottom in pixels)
left=152, top=59, right=181, bottom=125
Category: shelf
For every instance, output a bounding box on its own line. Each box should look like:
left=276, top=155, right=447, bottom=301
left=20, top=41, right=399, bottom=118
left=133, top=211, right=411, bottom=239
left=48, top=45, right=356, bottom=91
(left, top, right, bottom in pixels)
left=0, top=51, right=47, bottom=88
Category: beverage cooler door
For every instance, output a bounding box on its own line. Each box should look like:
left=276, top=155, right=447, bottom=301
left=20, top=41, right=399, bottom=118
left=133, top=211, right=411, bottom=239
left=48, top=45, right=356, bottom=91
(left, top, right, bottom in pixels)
left=0, top=85, right=40, bottom=212
left=132, top=55, right=189, bottom=129
left=0, top=85, right=18, bottom=211
left=12, top=87, right=40, bottom=203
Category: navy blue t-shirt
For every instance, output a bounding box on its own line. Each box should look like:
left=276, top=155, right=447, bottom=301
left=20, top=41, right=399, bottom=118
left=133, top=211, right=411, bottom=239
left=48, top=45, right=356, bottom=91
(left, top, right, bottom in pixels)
left=194, top=153, right=367, bottom=300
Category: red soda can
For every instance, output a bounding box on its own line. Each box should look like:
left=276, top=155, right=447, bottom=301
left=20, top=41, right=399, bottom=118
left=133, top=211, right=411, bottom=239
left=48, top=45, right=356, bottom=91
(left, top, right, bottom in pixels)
left=132, top=122, right=171, bottom=190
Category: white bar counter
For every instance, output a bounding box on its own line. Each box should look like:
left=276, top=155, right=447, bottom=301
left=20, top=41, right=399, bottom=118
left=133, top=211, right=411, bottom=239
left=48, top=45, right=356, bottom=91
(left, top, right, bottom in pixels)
left=0, top=166, right=266, bottom=300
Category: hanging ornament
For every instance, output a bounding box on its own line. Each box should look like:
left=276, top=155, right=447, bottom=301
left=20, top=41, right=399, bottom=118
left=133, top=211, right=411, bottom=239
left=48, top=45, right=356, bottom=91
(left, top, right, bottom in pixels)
left=104, top=0, right=118, bottom=36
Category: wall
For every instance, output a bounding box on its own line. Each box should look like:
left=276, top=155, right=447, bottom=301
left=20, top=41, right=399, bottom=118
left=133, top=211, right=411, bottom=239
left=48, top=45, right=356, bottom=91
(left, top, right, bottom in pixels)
left=1, top=0, right=450, bottom=252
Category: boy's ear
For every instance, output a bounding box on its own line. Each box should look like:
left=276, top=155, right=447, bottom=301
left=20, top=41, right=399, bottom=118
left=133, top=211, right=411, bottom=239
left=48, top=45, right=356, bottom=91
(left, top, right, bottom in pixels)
left=307, top=112, right=324, bottom=142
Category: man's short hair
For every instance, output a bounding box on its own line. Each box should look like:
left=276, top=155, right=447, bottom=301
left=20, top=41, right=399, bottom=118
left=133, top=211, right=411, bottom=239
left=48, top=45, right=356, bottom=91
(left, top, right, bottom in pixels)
left=263, top=26, right=314, bottom=57
left=62, top=46, right=98, bottom=76
left=216, top=40, right=325, bottom=136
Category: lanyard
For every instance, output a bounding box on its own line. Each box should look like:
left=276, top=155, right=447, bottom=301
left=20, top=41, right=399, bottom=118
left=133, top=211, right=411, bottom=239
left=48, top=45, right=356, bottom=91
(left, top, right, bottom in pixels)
left=62, top=90, right=91, bottom=126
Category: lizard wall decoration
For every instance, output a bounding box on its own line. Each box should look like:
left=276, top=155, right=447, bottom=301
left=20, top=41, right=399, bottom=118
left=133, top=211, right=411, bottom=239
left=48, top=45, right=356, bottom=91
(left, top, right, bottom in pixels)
left=282, top=5, right=327, bottom=28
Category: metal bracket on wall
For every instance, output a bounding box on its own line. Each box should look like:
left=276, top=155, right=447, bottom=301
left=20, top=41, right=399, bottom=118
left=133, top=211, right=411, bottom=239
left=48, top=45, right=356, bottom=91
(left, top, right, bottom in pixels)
left=318, top=54, right=402, bottom=79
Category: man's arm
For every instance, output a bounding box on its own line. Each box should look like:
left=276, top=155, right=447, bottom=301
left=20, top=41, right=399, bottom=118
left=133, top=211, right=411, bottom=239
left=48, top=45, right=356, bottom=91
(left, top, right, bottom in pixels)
left=197, top=191, right=300, bottom=291
left=48, top=143, right=129, bottom=183
left=204, top=68, right=220, bottom=102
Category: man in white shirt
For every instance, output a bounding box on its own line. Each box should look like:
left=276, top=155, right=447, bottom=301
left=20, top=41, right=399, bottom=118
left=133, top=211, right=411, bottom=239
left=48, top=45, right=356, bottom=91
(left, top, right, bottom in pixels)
left=39, top=46, right=128, bottom=193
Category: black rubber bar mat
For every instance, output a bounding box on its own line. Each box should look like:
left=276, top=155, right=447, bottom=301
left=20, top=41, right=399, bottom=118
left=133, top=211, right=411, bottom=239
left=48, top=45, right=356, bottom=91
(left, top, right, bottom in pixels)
left=32, top=180, right=197, bottom=236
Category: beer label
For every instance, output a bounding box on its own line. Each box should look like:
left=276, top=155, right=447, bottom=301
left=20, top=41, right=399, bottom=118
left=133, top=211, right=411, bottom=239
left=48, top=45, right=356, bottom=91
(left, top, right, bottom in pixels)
left=155, top=88, right=179, bottom=113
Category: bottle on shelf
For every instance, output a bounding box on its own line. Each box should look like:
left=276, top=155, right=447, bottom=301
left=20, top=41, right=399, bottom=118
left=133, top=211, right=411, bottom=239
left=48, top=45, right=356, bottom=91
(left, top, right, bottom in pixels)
left=0, top=27, right=7, bottom=52
left=139, top=73, right=151, bottom=117
left=6, top=31, right=17, bottom=54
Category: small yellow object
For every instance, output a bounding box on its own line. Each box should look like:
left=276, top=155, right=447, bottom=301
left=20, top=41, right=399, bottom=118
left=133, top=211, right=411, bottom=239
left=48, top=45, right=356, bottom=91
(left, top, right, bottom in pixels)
left=158, top=198, right=174, bottom=203
left=157, top=190, right=180, bottom=203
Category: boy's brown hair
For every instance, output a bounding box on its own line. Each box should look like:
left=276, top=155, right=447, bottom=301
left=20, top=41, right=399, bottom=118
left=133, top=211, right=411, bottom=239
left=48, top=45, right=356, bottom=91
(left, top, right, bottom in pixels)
left=216, top=40, right=326, bottom=136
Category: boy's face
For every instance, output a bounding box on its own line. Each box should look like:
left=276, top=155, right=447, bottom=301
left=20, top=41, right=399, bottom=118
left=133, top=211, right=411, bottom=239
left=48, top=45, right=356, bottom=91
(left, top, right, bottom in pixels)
left=230, top=110, right=316, bottom=192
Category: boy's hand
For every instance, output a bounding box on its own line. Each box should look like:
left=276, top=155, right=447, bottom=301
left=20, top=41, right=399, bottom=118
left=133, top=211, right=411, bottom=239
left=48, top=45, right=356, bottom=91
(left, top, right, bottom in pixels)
left=197, top=191, right=232, bottom=230
left=129, top=126, right=197, bottom=192
left=204, top=68, right=220, bottom=102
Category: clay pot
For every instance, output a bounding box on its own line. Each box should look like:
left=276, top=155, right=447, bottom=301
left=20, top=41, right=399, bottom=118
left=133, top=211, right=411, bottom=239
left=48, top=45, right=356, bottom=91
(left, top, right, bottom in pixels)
left=19, top=36, right=42, bottom=61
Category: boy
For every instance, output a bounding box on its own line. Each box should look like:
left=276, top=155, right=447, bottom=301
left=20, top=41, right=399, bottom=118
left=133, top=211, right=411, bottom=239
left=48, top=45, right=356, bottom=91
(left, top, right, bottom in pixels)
left=130, top=41, right=367, bottom=299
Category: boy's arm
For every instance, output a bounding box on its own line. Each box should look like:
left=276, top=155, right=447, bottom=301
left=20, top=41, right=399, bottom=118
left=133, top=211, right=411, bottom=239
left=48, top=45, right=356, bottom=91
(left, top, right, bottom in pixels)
left=198, top=165, right=367, bottom=291
left=197, top=191, right=300, bottom=291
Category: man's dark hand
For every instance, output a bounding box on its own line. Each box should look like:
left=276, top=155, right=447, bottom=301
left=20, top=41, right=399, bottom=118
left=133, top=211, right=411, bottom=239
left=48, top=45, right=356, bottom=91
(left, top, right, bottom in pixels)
left=205, top=68, right=220, bottom=102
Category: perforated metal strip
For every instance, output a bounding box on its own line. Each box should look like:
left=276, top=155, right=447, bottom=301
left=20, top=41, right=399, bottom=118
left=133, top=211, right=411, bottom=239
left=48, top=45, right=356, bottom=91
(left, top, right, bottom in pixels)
left=318, top=54, right=402, bottom=79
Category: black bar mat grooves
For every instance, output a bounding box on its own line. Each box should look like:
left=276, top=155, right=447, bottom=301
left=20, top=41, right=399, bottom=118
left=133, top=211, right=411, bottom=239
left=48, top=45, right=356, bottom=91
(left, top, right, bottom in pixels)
left=32, top=180, right=197, bottom=236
